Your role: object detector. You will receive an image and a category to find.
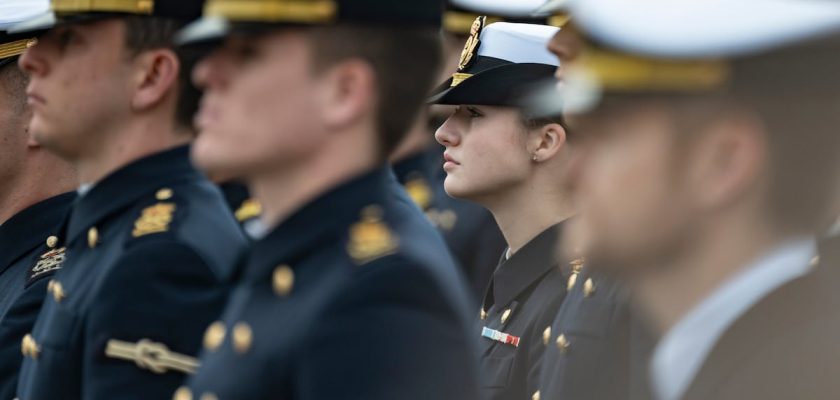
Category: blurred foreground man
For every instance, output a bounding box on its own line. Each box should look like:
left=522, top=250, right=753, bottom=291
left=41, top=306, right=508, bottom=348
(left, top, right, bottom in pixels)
left=175, top=0, right=479, bottom=398
left=552, top=0, right=840, bottom=399
left=14, top=1, right=248, bottom=398
left=0, top=4, right=77, bottom=398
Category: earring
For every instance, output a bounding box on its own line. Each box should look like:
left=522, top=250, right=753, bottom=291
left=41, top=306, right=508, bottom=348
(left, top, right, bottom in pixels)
left=532, top=154, right=539, bottom=162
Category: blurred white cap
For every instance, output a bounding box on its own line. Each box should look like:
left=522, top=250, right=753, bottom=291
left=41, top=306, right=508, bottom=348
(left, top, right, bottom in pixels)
left=479, top=22, right=560, bottom=65
left=568, top=0, right=840, bottom=58
left=0, top=0, right=50, bottom=31
left=451, top=0, right=551, bottom=18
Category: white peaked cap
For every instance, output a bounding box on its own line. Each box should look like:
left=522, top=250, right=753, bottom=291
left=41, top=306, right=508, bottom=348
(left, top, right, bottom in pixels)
left=478, top=22, right=560, bottom=66
left=533, top=0, right=570, bottom=16
left=452, top=0, right=554, bottom=18
left=568, top=0, right=840, bottom=58
left=0, top=0, right=50, bottom=31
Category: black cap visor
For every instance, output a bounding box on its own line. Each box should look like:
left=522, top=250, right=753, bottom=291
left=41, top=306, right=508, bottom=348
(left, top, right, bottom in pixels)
left=429, top=62, right=558, bottom=107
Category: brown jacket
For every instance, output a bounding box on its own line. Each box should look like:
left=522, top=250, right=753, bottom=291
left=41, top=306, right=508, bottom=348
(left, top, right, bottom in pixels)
left=630, top=246, right=840, bottom=400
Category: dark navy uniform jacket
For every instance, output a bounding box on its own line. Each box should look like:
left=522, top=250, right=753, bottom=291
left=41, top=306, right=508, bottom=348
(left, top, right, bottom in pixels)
left=477, top=224, right=568, bottom=400
left=180, top=166, right=480, bottom=400
left=392, top=147, right=506, bottom=305
left=536, top=266, right=632, bottom=400
left=0, top=192, right=74, bottom=400
left=17, top=146, right=248, bottom=400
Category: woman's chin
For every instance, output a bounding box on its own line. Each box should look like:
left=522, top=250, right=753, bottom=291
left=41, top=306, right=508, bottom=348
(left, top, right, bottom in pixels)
left=443, top=177, right=481, bottom=201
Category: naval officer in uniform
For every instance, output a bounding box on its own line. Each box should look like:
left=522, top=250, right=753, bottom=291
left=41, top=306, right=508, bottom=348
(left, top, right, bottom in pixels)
left=13, top=0, right=248, bottom=398
left=173, top=0, right=480, bottom=398
left=429, top=18, right=577, bottom=400
left=0, top=3, right=77, bottom=398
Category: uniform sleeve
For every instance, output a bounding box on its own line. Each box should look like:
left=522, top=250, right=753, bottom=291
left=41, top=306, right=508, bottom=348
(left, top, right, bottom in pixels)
left=82, top=241, right=230, bottom=400
left=294, top=258, right=480, bottom=400
left=0, top=278, right=50, bottom=400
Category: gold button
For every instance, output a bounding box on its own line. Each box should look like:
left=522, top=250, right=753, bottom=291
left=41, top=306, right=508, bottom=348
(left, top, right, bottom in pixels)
left=49, top=280, right=66, bottom=303
left=543, top=326, right=551, bottom=346
left=21, top=334, right=39, bottom=359
left=46, top=236, right=59, bottom=249
left=172, top=386, right=192, bottom=400
left=480, top=309, right=487, bottom=320
left=88, top=227, right=98, bottom=249
left=199, top=393, right=219, bottom=400
left=501, top=308, right=512, bottom=324
left=532, top=390, right=541, bottom=400
left=583, top=278, right=596, bottom=298
left=20, top=335, right=29, bottom=356
left=203, top=321, right=226, bottom=352
left=272, top=265, right=295, bottom=296
left=156, top=188, right=174, bottom=200
left=556, top=334, right=570, bottom=353
left=567, top=273, right=578, bottom=291
left=232, top=322, right=253, bottom=354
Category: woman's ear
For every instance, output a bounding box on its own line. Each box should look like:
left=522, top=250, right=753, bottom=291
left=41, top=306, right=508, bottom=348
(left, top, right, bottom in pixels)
left=530, top=122, right=567, bottom=163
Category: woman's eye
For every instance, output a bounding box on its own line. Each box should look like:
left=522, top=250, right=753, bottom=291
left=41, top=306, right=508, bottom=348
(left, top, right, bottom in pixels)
left=466, top=107, right=483, bottom=118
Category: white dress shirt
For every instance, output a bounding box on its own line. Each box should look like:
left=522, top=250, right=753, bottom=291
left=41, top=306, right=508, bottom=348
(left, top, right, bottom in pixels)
left=650, top=237, right=818, bottom=400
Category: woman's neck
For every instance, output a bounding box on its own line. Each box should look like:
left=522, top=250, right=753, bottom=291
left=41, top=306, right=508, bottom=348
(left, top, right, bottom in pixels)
left=483, top=183, right=576, bottom=255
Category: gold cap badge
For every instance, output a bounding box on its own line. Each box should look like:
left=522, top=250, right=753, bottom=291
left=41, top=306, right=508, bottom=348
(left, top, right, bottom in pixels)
left=451, top=15, right=486, bottom=87
left=458, top=16, right=486, bottom=71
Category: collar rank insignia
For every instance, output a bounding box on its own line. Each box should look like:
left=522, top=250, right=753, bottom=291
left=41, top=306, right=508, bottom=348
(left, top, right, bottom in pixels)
left=235, top=198, right=262, bottom=222
left=404, top=178, right=433, bottom=211
left=482, top=327, right=520, bottom=347
left=132, top=203, right=176, bottom=238
left=452, top=15, right=486, bottom=87
left=347, top=205, right=399, bottom=264
left=28, top=247, right=67, bottom=286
